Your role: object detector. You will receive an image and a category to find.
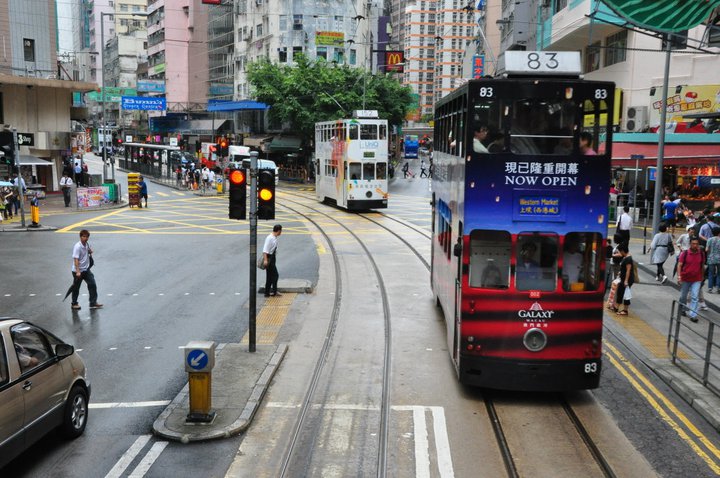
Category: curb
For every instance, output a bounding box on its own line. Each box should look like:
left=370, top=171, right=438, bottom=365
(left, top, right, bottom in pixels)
left=152, top=343, right=288, bottom=443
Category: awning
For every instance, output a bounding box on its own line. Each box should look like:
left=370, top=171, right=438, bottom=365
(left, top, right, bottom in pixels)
left=244, top=136, right=273, bottom=148
left=268, top=136, right=302, bottom=153
left=611, top=142, right=720, bottom=167
left=19, top=155, right=53, bottom=166
left=207, top=100, right=269, bottom=112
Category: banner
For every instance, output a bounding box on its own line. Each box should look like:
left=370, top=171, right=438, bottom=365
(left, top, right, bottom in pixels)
left=76, top=186, right=112, bottom=209
left=121, top=96, right=167, bottom=111
left=472, top=54, right=485, bottom=78
left=649, top=84, right=720, bottom=125
left=137, top=80, right=166, bottom=93
left=315, top=31, right=344, bottom=47
left=86, top=87, right=136, bottom=103
left=384, top=51, right=404, bottom=72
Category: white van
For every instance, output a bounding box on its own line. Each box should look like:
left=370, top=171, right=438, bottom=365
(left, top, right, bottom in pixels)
left=227, top=157, right=279, bottom=185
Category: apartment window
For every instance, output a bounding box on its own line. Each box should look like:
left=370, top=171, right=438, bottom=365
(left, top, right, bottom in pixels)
left=292, top=46, right=303, bottom=61
left=316, top=46, right=327, bottom=60
left=585, top=41, right=600, bottom=73
left=293, top=15, right=303, bottom=30
left=23, top=39, right=35, bottom=62
left=120, top=3, right=128, bottom=12
left=279, top=47, right=287, bottom=62
left=256, top=24, right=263, bottom=37
left=316, top=15, right=329, bottom=31
left=133, top=4, right=141, bottom=11
left=349, top=49, right=356, bottom=65
left=334, top=15, right=343, bottom=30
left=605, top=30, right=627, bottom=66
left=334, top=49, right=344, bottom=64
left=553, top=0, right=568, bottom=13
left=279, top=15, right=288, bottom=31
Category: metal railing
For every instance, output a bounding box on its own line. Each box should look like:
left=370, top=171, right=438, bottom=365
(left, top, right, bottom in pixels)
left=668, top=300, right=720, bottom=396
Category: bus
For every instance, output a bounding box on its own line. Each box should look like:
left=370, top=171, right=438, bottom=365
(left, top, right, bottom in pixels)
left=120, top=142, right=182, bottom=180
left=404, top=134, right=419, bottom=158
left=431, top=51, right=615, bottom=391
left=314, top=110, right=389, bottom=210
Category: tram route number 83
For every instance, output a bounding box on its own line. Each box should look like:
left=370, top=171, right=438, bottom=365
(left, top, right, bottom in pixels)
left=584, top=362, right=599, bottom=374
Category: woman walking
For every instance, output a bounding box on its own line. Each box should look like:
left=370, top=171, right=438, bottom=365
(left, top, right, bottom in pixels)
left=650, top=223, right=674, bottom=284
left=614, top=243, right=635, bottom=315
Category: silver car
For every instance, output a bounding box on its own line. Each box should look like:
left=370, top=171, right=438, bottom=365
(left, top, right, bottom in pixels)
left=0, top=318, right=90, bottom=469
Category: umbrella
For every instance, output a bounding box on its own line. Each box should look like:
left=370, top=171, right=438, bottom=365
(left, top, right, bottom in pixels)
left=63, top=276, right=82, bottom=302
left=0, top=180, right=13, bottom=187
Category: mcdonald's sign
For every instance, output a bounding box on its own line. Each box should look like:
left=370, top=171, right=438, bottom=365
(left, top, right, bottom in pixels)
left=385, top=51, right=404, bottom=72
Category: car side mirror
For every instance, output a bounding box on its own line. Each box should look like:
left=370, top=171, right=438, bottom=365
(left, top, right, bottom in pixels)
left=453, top=243, right=462, bottom=257
left=56, top=343, right=74, bottom=358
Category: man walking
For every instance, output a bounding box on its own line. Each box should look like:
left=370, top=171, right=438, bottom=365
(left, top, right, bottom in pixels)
left=616, top=206, right=633, bottom=246
left=419, top=159, right=428, bottom=178
left=70, top=229, right=103, bottom=310
left=677, top=237, right=705, bottom=322
left=60, top=172, right=73, bottom=207
left=138, top=176, right=148, bottom=208
left=262, top=224, right=283, bottom=297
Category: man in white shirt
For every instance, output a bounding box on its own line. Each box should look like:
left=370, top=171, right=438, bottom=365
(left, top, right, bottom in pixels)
left=70, top=229, right=103, bottom=310
left=60, top=172, right=73, bottom=207
left=262, top=224, right=283, bottom=297
left=563, top=241, right=584, bottom=285
left=472, top=125, right=489, bottom=154
left=616, top=206, right=633, bottom=245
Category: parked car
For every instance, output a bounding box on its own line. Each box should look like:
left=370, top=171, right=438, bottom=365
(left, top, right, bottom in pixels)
left=0, top=318, right=90, bottom=469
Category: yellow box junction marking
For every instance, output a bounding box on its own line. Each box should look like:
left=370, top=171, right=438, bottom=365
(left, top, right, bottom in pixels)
left=604, top=341, right=720, bottom=474
left=241, top=293, right=296, bottom=345
left=609, top=310, right=689, bottom=359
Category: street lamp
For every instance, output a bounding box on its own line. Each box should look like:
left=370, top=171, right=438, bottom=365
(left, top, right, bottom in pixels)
left=100, top=11, right=148, bottom=183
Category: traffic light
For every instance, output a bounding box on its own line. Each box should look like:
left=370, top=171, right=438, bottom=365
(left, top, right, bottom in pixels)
left=257, top=169, right=275, bottom=220
left=0, top=131, right=14, bottom=165
left=219, top=137, right=229, bottom=157
left=228, top=167, right=247, bottom=220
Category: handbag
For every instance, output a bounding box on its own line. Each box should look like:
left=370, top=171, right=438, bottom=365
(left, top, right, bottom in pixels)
left=257, top=256, right=266, bottom=270
left=623, top=286, right=633, bottom=302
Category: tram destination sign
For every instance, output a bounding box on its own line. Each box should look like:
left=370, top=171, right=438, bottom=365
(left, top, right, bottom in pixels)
left=500, top=51, right=581, bottom=76
left=512, top=192, right=567, bottom=222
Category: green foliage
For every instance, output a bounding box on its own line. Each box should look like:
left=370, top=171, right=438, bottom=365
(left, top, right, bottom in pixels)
left=246, top=55, right=413, bottom=144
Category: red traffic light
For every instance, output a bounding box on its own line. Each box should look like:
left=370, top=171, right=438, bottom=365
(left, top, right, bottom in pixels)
left=229, top=169, right=246, bottom=185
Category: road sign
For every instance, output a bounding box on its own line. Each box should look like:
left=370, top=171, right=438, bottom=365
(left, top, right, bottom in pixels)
left=648, top=167, right=657, bottom=182
left=186, top=349, right=209, bottom=371
left=17, top=133, right=34, bottom=146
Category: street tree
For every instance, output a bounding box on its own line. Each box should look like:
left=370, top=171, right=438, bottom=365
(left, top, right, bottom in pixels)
left=246, top=55, right=414, bottom=145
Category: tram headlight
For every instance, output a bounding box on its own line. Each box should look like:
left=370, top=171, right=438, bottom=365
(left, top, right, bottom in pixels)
left=366, top=191, right=372, bottom=198
left=523, top=328, right=547, bottom=352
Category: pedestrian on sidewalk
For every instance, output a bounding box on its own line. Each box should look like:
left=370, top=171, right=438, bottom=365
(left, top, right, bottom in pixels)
left=138, top=176, right=148, bottom=208
left=60, top=172, right=73, bottom=207
left=614, top=243, right=634, bottom=315
left=420, top=159, right=428, bottom=178
left=677, top=237, right=705, bottom=322
left=650, top=223, right=674, bottom=284
left=262, top=224, right=282, bottom=297
left=616, top=206, right=633, bottom=246
left=70, top=229, right=103, bottom=311
left=706, top=227, right=720, bottom=293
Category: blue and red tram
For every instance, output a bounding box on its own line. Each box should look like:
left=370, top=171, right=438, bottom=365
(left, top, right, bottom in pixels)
left=431, top=52, right=615, bottom=391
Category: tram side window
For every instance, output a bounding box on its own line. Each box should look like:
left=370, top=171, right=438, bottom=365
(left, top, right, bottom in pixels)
left=471, top=99, right=504, bottom=156
left=379, top=124, right=387, bottom=140
left=349, top=123, right=359, bottom=140
left=469, top=230, right=511, bottom=289
left=437, top=215, right=451, bottom=261
left=516, top=234, right=558, bottom=291
left=562, top=233, right=602, bottom=292
left=510, top=99, right=577, bottom=155
left=361, top=124, right=377, bottom=140
left=582, top=99, right=609, bottom=156
left=349, top=162, right=361, bottom=180
left=376, top=162, right=387, bottom=179
left=363, top=162, right=375, bottom=180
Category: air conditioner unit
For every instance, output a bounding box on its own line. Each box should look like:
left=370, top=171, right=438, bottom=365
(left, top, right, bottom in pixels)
left=625, top=106, right=648, bottom=132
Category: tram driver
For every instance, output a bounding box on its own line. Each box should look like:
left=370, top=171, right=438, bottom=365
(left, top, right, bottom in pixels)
left=516, top=241, right=542, bottom=288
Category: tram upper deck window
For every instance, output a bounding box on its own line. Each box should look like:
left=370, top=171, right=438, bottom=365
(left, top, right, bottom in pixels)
left=376, top=162, right=387, bottom=179
left=582, top=98, right=609, bottom=155
left=516, top=234, right=558, bottom=291
left=363, top=162, right=375, bottom=180
left=348, top=162, right=361, bottom=180
left=469, top=230, right=511, bottom=289
left=349, top=123, right=359, bottom=140
left=510, top=99, right=577, bottom=155
left=562, top=233, right=602, bottom=292
left=379, top=124, right=387, bottom=140
left=361, top=124, right=377, bottom=140
left=471, top=100, right=504, bottom=155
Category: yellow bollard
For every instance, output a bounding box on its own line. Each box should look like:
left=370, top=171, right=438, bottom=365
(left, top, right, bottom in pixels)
left=216, top=179, right=223, bottom=194
left=31, top=204, right=40, bottom=225
left=184, top=341, right=216, bottom=423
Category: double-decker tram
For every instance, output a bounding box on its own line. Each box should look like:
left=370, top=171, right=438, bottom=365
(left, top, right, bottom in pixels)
left=315, top=110, right=389, bottom=210
left=431, top=51, right=615, bottom=391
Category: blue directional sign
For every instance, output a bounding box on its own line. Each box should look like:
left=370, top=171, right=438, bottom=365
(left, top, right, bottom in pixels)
left=121, top=95, right=166, bottom=111
left=186, top=349, right=209, bottom=371
left=648, top=166, right=657, bottom=182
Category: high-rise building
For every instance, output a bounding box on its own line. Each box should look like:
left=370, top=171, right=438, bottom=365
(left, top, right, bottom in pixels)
left=208, top=1, right=234, bottom=101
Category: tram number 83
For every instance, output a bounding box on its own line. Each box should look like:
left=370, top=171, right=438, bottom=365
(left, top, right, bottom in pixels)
left=584, top=362, right=599, bottom=374
left=526, top=52, right=559, bottom=70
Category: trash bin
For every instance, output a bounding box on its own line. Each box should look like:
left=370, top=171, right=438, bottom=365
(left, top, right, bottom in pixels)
left=216, top=179, right=223, bottom=194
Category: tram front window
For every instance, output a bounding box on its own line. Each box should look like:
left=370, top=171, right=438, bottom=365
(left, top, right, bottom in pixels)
left=361, top=124, right=377, bottom=140
left=469, top=230, right=511, bottom=289
left=376, top=162, right=387, bottom=180
left=516, top=234, right=558, bottom=291
left=510, top=99, right=576, bottom=155
left=363, top=163, right=375, bottom=180
left=562, top=232, right=602, bottom=292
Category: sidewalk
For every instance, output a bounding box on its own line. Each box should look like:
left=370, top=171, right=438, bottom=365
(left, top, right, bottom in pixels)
left=612, top=231, right=720, bottom=430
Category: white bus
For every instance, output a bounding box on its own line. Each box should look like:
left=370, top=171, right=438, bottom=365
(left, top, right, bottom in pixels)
left=314, top=111, right=389, bottom=210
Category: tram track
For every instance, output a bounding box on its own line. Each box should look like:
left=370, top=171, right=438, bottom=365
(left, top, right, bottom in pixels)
left=278, top=197, right=394, bottom=477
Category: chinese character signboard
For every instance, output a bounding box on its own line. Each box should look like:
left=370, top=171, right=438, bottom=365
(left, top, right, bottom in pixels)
left=385, top=51, right=404, bottom=72
left=121, top=96, right=167, bottom=111
left=86, top=87, right=137, bottom=103
left=472, top=55, right=485, bottom=78
left=649, top=84, right=720, bottom=125
left=315, top=31, right=344, bottom=47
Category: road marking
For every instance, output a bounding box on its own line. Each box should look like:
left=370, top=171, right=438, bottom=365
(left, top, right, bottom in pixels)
left=413, top=407, right=431, bottom=478
left=155, top=191, right=170, bottom=197
left=104, top=435, right=151, bottom=478
left=128, top=441, right=168, bottom=477
left=605, top=341, right=720, bottom=474
left=431, top=406, right=455, bottom=478
left=91, top=400, right=171, bottom=409
left=57, top=208, right=126, bottom=233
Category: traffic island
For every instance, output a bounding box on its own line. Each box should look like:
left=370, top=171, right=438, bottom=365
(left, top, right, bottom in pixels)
left=152, top=343, right=287, bottom=443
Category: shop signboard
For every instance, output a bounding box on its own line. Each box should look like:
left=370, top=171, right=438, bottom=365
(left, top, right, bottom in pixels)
left=696, top=176, right=720, bottom=188
left=472, top=55, right=485, bottom=79
left=76, top=186, right=112, bottom=209
left=315, top=31, right=344, bottom=47
left=137, top=80, right=166, bottom=93
left=86, top=87, right=136, bottom=103
left=649, top=84, right=720, bottom=126
left=121, top=96, right=167, bottom=111
left=648, top=166, right=657, bottom=182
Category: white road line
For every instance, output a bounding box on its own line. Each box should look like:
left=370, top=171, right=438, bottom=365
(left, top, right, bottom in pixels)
left=128, top=441, right=168, bottom=477
left=90, top=400, right=171, bottom=409
left=104, top=435, right=151, bottom=478
left=413, top=407, right=431, bottom=478
left=430, top=406, right=455, bottom=478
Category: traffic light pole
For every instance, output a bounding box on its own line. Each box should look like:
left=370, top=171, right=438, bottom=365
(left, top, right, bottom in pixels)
left=248, top=151, right=258, bottom=352
left=13, top=129, right=26, bottom=227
